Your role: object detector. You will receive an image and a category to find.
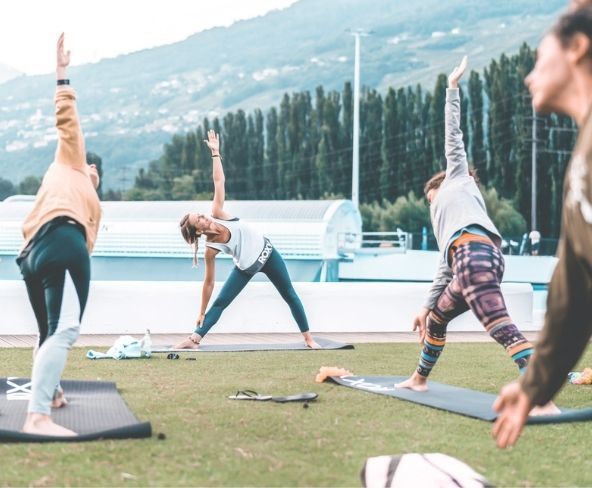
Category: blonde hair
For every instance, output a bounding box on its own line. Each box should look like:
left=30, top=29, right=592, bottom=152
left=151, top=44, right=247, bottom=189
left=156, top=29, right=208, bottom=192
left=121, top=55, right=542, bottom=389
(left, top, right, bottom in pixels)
left=179, top=213, right=201, bottom=267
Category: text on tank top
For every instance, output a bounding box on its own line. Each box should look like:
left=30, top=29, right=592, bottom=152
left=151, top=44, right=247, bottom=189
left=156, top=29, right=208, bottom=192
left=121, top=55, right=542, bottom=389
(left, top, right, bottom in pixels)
left=204, top=217, right=273, bottom=274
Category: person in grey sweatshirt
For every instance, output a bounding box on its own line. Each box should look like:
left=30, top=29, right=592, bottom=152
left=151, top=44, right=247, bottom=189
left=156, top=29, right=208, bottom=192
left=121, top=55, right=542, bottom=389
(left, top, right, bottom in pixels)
left=395, top=58, right=558, bottom=416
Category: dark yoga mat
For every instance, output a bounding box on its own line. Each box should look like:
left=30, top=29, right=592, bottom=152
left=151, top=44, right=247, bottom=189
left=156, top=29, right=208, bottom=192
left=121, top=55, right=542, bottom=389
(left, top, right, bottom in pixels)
left=0, top=378, right=152, bottom=443
left=329, top=375, right=592, bottom=424
left=153, top=336, right=354, bottom=353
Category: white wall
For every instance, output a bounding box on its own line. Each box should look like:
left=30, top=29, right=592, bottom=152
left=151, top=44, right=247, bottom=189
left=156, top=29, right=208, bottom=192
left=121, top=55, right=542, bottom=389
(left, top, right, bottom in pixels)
left=340, top=250, right=557, bottom=284
left=1, top=281, right=534, bottom=335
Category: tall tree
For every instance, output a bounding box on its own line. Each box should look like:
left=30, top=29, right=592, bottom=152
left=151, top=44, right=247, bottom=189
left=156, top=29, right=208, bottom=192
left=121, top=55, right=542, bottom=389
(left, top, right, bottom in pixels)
left=265, top=107, right=279, bottom=199
left=359, top=89, right=383, bottom=203
left=395, top=88, right=410, bottom=196
left=321, top=91, right=343, bottom=197
left=277, top=93, right=291, bottom=198
left=247, top=109, right=265, bottom=198
left=468, top=71, right=487, bottom=181
left=485, top=55, right=515, bottom=197
left=18, top=176, right=42, bottom=195
left=161, top=134, right=185, bottom=199
left=429, top=74, right=448, bottom=173
left=0, top=177, right=16, bottom=201
left=381, top=87, right=398, bottom=201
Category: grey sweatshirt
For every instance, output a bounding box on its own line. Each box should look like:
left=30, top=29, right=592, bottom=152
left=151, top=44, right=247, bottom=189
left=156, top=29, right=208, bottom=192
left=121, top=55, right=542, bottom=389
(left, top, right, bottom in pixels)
left=424, top=88, right=502, bottom=309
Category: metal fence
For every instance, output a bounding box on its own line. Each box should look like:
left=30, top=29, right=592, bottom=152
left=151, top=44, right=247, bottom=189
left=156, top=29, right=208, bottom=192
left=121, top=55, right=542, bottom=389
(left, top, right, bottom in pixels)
left=362, top=231, right=560, bottom=256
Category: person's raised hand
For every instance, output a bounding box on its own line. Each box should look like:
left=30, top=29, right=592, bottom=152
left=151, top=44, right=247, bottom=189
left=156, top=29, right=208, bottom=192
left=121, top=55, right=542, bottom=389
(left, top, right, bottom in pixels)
left=57, top=33, right=71, bottom=78
left=448, top=55, right=468, bottom=88
left=204, top=129, right=220, bottom=154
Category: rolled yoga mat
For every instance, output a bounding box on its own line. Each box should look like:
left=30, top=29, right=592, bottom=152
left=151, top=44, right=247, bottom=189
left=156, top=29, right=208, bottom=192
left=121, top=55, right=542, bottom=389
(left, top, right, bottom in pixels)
left=0, top=378, right=152, bottom=442
left=153, top=336, right=354, bottom=353
left=329, top=375, right=592, bottom=424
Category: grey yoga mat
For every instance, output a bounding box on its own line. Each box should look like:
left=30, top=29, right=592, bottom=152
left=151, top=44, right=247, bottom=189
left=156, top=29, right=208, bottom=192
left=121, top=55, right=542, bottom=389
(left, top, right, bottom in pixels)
left=329, top=375, right=592, bottom=424
left=153, top=336, right=354, bottom=353
left=0, top=378, right=152, bottom=442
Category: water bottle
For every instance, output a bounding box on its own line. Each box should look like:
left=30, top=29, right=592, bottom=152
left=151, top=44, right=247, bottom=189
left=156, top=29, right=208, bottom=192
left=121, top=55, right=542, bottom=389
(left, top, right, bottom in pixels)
left=141, top=329, right=152, bottom=358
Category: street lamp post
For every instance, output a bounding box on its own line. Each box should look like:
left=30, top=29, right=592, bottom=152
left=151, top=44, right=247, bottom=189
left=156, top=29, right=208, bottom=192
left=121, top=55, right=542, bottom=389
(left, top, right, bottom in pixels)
left=349, top=29, right=369, bottom=209
left=531, top=103, right=537, bottom=231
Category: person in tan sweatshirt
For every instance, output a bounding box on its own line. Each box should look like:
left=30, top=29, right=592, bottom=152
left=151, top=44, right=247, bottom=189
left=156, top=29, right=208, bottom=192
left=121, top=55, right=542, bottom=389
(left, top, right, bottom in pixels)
left=493, top=6, right=592, bottom=448
left=17, top=34, right=101, bottom=437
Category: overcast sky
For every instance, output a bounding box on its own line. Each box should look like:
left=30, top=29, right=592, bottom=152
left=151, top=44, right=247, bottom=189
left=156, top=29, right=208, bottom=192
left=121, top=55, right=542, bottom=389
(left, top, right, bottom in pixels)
left=0, top=0, right=298, bottom=74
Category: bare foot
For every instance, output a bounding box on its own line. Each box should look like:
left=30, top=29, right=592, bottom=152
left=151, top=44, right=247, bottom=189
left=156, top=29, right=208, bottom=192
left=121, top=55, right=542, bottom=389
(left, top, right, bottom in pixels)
left=303, top=332, right=322, bottom=350
left=395, top=372, right=429, bottom=392
left=529, top=401, right=561, bottom=416
left=51, top=389, right=68, bottom=409
left=22, top=413, right=77, bottom=437
left=173, top=335, right=200, bottom=350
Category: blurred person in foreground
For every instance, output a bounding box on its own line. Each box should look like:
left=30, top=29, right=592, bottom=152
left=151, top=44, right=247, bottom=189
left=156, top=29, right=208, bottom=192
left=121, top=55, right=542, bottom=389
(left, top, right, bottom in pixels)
left=493, top=6, right=592, bottom=448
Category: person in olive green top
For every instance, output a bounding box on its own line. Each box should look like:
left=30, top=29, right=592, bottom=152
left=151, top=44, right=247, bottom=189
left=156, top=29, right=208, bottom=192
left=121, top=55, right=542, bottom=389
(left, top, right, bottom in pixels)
left=493, top=6, right=592, bottom=448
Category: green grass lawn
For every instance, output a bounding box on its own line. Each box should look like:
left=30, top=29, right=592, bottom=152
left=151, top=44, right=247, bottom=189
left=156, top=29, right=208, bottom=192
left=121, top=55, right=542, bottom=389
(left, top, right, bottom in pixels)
left=2, top=343, right=592, bottom=487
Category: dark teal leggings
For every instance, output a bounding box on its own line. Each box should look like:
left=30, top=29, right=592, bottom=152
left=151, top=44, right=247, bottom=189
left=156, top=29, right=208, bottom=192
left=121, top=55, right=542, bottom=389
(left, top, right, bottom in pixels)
left=18, top=221, right=90, bottom=415
left=195, top=249, right=309, bottom=337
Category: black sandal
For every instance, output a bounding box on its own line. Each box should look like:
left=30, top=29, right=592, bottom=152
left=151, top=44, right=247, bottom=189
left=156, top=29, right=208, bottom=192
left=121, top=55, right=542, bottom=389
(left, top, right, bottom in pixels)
left=228, top=389, right=272, bottom=401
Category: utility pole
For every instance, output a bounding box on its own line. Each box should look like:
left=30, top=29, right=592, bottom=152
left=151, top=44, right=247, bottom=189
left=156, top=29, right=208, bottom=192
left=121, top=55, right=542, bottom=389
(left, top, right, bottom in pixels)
left=350, top=29, right=369, bottom=209
left=531, top=103, right=537, bottom=231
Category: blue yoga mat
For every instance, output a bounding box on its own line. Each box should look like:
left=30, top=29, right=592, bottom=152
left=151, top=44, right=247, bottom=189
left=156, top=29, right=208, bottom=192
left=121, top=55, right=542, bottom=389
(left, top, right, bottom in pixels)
left=329, top=375, right=592, bottom=424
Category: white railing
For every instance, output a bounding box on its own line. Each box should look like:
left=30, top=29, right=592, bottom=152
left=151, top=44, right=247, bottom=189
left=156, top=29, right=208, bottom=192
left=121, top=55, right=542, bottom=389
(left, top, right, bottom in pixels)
left=360, top=231, right=409, bottom=252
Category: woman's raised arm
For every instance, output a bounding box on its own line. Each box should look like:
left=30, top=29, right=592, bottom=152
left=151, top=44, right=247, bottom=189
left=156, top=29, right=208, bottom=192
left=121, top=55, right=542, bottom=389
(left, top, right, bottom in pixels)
left=444, top=56, right=469, bottom=180
left=54, top=33, right=86, bottom=170
left=204, top=130, right=232, bottom=219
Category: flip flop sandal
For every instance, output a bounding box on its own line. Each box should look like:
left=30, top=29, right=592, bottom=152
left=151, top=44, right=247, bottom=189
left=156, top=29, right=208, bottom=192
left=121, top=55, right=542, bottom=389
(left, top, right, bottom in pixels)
left=228, top=389, right=272, bottom=401
left=271, top=392, right=318, bottom=403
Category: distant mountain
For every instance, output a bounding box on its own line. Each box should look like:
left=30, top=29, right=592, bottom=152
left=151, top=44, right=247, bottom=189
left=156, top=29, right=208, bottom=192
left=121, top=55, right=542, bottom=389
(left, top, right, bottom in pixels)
left=0, top=0, right=567, bottom=190
left=0, top=64, right=19, bottom=84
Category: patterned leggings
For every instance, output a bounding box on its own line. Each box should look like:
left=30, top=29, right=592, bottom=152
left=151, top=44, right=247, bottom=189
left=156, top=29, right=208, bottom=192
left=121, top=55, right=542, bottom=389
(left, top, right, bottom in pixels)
left=417, top=240, right=533, bottom=378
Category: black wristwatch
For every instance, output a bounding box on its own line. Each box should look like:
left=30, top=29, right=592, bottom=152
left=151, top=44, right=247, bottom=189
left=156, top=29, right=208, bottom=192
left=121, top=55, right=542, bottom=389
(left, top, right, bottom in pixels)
left=57, top=79, right=70, bottom=86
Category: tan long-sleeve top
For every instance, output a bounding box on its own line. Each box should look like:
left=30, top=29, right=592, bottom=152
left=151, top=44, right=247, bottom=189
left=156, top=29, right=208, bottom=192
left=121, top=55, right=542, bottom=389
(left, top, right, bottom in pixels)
left=21, top=86, right=101, bottom=253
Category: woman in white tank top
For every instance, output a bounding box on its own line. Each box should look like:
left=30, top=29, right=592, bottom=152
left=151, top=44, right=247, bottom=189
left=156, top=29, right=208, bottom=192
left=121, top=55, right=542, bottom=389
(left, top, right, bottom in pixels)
left=174, top=130, right=321, bottom=349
